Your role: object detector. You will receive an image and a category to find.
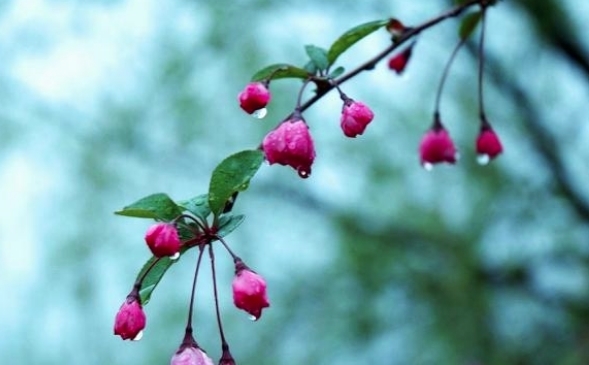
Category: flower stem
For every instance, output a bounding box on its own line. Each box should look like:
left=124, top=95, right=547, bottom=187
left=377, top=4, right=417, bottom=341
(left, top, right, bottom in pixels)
left=134, top=257, right=162, bottom=290
left=478, top=6, right=488, bottom=120
left=214, top=234, right=240, bottom=262
left=434, top=39, right=466, bottom=115
left=185, top=244, right=206, bottom=333
left=208, top=244, right=229, bottom=347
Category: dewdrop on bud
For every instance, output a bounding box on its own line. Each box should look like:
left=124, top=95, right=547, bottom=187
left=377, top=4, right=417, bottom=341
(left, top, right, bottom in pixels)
left=252, top=107, right=268, bottom=119
left=476, top=125, right=503, bottom=164
left=232, top=262, right=270, bottom=320
left=262, top=117, right=316, bottom=178
left=114, top=294, right=146, bottom=341
left=238, top=82, right=271, bottom=116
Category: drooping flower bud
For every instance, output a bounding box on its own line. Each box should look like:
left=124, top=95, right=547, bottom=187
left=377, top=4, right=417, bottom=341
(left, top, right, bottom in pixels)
left=238, top=82, right=271, bottom=115
left=170, top=345, right=214, bottom=365
left=340, top=100, right=374, bottom=138
left=476, top=125, right=503, bottom=164
left=232, top=261, right=270, bottom=320
left=388, top=44, right=414, bottom=74
left=114, top=292, right=146, bottom=341
left=145, top=223, right=181, bottom=258
left=419, top=124, right=458, bottom=167
left=262, top=117, right=316, bottom=178
left=218, top=346, right=236, bottom=365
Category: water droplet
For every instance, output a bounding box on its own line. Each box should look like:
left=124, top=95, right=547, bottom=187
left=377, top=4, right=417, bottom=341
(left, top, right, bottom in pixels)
left=422, top=162, right=434, bottom=171
left=297, top=168, right=310, bottom=179
left=170, top=252, right=180, bottom=261
left=252, top=108, right=267, bottom=119
left=248, top=315, right=258, bottom=322
left=132, top=331, right=144, bottom=341
left=477, top=154, right=490, bottom=165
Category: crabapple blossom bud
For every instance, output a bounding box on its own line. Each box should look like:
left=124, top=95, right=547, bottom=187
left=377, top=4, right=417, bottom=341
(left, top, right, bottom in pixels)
left=262, top=117, right=316, bottom=178
left=218, top=357, right=236, bottom=365
left=419, top=126, right=458, bottom=167
left=386, top=19, right=409, bottom=42
left=218, top=347, right=236, bottom=365
left=476, top=125, right=503, bottom=162
left=114, top=294, right=146, bottom=340
left=170, top=346, right=214, bottom=365
left=145, top=223, right=181, bottom=258
left=232, top=264, right=270, bottom=320
left=340, top=100, right=374, bottom=138
left=388, top=45, right=414, bottom=74
left=238, top=82, right=271, bottom=115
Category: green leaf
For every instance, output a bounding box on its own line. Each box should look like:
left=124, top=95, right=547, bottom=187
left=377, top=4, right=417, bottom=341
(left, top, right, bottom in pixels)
left=303, top=60, right=318, bottom=75
left=136, top=246, right=192, bottom=304
left=459, top=11, right=482, bottom=40
left=115, top=193, right=182, bottom=221
left=329, top=66, right=345, bottom=79
left=136, top=211, right=241, bottom=304
left=137, top=256, right=172, bottom=304
left=208, top=150, right=264, bottom=217
left=305, top=44, right=329, bottom=71
left=251, top=63, right=310, bottom=82
left=177, top=194, right=211, bottom=221
left=217, top=213, right=245, bottom=237
left=327, top=19, right=388, bottom=65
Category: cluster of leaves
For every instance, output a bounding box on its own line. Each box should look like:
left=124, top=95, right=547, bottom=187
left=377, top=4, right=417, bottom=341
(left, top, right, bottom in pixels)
left=115, top=150, right=263, bottom=304
left=251, top=19, right=389, bottom=85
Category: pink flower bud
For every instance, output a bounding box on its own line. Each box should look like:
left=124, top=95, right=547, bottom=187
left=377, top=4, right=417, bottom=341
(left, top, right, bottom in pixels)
left=388, top=45, right=413, bottom=74
left=145, top=223, right=181, bottom=258
left=170, top=346, right=214, bottom=365
left=238, top=82, right=271, bottom=114
left=419, top=126, right=458, bottom=166
left=340, top=101, right=374, bottom=138
left=262, top=117, right=316, bottom=178
left=114, top=295, right=146, bottom=340
left=386, top=19, right=407, bottom=40
left=218, top=347, right=236, bottom=365
left=232, top=265, right=270, bottom=320
left=476, top=126, right=503, bottom=161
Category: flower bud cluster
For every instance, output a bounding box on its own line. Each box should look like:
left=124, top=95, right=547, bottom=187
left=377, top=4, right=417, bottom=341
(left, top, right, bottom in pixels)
left=115, top=213, right=270, bottom=365
left=115, top=5, right=503, bottom=365
left=419, top=115, right=503, bottom=169
left=238, top=81, right=376, bottom=178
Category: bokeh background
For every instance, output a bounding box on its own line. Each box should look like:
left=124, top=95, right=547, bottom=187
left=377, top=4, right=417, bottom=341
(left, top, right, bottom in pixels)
left=2, top=0, right=589, bottom=364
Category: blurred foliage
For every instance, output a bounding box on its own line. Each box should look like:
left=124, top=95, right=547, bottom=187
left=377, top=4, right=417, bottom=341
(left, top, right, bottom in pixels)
left=1, top=0, right=589, bottom=365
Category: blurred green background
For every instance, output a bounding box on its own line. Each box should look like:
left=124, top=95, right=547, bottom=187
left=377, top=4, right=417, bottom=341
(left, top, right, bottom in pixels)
left=1, top=0, right=589, bottom=364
